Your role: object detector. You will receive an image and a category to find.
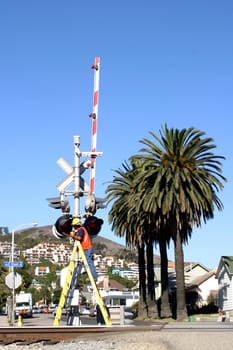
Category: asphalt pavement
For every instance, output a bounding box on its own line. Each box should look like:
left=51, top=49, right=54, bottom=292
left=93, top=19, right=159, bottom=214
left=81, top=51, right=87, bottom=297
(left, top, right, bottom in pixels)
left=1, top=312, right=233, bottom=331
left=0, top=312, right=99, bottom=327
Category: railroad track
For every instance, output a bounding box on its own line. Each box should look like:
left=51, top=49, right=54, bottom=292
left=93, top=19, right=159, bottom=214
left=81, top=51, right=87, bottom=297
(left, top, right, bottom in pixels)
left=0, top=324, right=165, bottom=345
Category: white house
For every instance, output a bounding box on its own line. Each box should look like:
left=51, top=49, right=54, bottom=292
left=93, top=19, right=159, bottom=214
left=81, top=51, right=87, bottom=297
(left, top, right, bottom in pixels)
left=35, top=266, right=50, bottom=276
left=216, top=256, right=233, bottom=314
left=186, top=270, right=218, bottom=307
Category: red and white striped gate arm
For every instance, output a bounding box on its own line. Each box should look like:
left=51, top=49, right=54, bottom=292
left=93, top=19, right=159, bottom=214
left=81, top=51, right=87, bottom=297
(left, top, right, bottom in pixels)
left=89, top=57, right=100, bottom=194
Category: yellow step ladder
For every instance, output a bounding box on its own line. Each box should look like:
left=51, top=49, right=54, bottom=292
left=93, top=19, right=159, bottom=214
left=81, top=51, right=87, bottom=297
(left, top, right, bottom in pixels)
left=53, top=240, right=111, bottom=326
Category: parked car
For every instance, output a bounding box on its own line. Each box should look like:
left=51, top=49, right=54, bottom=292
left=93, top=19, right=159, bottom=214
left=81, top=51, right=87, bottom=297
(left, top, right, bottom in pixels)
left=89, top=304, right=97, bottom=317
left=53, top=306, right=68, bottom=316
left=79, top=306, right=91, bottom=315
left=48, top=306, right=56, bottom=314
left=32, top=306, right=41, bottom=314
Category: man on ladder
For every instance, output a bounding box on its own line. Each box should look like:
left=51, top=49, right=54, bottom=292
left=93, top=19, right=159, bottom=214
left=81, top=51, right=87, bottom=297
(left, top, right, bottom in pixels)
left=52, top=214, right=111, bottom=326
left=70, top=216, right=103, bottom=281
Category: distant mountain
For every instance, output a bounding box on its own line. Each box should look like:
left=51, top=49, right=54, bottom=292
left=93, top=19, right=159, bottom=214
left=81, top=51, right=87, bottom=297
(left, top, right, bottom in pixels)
left=93, top=235, right=129, bottom=255
left=0, top=225, right=161, bottom=264
left=0, top=225, right=131, bottom=254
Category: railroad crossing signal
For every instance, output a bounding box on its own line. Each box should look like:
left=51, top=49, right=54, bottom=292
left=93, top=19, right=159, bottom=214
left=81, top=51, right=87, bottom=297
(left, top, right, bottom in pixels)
left=85, top=194, right=107, bottom=214
left=56, top=157, right=90, bottom=193
left=46, top=195, right=70, bottom=214
left=47, top=58, right=104, bottom=218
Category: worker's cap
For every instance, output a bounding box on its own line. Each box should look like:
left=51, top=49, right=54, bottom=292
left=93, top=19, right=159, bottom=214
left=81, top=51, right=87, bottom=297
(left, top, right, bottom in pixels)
left=72, top=217, right=82, bottom=226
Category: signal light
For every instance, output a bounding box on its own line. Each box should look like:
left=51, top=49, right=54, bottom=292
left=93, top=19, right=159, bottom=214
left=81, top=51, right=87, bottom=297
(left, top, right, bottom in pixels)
left=85, top=194, right=107, bottom=215
left=47, top=195, right=70, bottom=214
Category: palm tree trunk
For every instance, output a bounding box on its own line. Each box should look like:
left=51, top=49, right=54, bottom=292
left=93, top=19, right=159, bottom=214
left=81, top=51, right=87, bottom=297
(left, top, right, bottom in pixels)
left=159, top=237, right=172, bottom=318
left=138, top=243, right=148, bottom=318
left=146, top=240, right=159, bottom=318
left=174, top=232, right=188, bottom=320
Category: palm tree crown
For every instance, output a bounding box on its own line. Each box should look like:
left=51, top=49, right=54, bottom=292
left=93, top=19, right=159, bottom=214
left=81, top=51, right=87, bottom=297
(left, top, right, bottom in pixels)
left=132, top=125, right=226, bottom=234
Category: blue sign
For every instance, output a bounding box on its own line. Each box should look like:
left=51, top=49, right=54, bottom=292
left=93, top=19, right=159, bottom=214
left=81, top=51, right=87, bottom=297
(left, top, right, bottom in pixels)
left=3, top=261, right=24, bottom=268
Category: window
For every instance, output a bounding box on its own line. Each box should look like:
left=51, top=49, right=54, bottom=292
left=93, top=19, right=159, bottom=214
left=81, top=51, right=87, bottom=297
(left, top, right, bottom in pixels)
left=223, top=283, right=228, bottom=300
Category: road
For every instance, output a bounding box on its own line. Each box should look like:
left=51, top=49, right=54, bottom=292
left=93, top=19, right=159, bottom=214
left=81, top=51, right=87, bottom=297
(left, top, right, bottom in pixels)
left=0, top=312, right=98, bottom=327
left=1, top=312, right=233, bottom=331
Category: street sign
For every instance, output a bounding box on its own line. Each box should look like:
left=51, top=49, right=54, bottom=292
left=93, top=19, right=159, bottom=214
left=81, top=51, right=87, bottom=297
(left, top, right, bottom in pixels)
left=4, top=261, right=24, bottom=268
left=5, top=272, right=22, bottom=289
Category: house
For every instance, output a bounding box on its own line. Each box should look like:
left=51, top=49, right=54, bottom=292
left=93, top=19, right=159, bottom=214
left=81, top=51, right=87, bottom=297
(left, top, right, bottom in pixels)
left=184, top=262, right=210, bottom=281
left=35, top=266, right=50, bottom=276
left=166, top=262, right=218, bottom=309
left=83, top=276, right=139, bottom=307
left=99, top=277, right=139, bottom=307
left=184, top=262, right=218, bottom=307
left=216, top=256, right=233, bottom=314
left=185, top=270, right=218, bottom=308
left=111, top=267, right=138, bottom=280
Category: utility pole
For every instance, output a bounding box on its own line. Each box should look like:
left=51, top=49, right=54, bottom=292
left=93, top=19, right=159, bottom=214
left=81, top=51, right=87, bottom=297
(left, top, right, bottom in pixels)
left=73, top=135, right=81, bottom=217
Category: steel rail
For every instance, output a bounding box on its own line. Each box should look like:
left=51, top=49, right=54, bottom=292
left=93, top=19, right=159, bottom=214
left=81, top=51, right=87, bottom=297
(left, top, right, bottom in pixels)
left=0, top=324, right=165, bottom=345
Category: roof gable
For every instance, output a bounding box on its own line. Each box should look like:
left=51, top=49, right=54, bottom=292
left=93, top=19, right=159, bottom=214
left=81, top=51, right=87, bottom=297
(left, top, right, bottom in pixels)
left=216, top=256, right=233, bottom=277
left=184, top=262, right=210, bottom=274
left=188, top=270, right=216, bottom=288
left=98, top=279, right=125, bottom=291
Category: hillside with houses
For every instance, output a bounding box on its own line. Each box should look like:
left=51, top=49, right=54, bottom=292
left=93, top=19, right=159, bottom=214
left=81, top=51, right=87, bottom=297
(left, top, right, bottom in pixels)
left=0, top=226, right=232, bottom=318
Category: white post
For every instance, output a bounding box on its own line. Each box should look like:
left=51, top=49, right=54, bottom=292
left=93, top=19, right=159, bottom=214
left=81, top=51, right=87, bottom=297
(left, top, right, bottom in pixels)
left=73, top=135, right=81, bottom=217
left=10, top=228, right=15, bottom=326
left=10, top=223, right=38, bottom=326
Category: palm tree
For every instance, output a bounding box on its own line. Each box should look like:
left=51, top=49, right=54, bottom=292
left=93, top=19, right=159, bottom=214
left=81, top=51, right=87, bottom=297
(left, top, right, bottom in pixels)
left=106, top=161, right=157, bottom=318
left=131, top=125, right=227, bottom=320
left=130, top=159, right=173, bottom=318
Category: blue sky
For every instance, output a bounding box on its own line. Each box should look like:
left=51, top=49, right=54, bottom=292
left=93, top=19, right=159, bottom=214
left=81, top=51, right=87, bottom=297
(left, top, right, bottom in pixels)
left=0, top=0, right=232, bottom=269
